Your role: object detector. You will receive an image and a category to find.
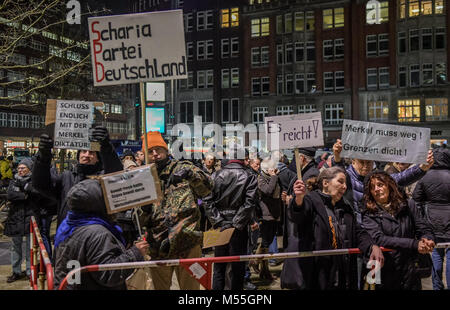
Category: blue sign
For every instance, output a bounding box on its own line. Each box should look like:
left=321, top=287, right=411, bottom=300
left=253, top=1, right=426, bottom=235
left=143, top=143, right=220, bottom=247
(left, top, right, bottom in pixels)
left=146, top=107, right=166, bottom=134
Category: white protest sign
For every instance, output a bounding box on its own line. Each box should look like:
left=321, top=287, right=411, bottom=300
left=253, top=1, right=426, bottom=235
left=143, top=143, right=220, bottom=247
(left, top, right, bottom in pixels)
left=54, top=100, right=94, bottom=150
left=88, top=10, right=187, bottom=86
left=264, top=112, right=324, bottom=151
left=99, top=164, right=163, bottom=214
left=340, top=119, right=430, bottom=164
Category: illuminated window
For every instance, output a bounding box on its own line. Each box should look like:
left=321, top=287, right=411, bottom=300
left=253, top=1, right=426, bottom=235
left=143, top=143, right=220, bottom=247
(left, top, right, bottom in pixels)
left=221, top=8, right=239, bottom=28
left=409, top=0, right=420, bottom=17
left=398, top=99, right=421, bottom=122
left=435, top=0, right=444, bottom=14
left=251, top=17, right=270, bottom=37
left=334, top=8, right=344, bottom=28
left=295, top=12, right=304, bottom=31
left=323, top=9, right=333, bottom=29
left=421, top=0, right=433, bottom=15
left=426, top=98, right=448, bottom=121
left=368, top=101, right=389, bottom=121
left=399, top=0, right=406, bottom=19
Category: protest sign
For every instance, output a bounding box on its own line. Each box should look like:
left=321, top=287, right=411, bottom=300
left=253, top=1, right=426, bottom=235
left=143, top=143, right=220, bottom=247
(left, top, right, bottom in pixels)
left=53, top=100, right=95, bottom=150
left=265, top=112, right=324, bottom=151
left=99, top=164, right=163, bottom=214
left=88, top=10, right=187, bottom=87
left=340, top=119, right=430, bottom=164
left=202, top=228, right=235, bottom=249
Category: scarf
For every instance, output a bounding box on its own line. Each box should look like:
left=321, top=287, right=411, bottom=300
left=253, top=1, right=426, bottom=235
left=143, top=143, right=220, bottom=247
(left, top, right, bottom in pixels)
left=54, top=211, right=126, bottom=248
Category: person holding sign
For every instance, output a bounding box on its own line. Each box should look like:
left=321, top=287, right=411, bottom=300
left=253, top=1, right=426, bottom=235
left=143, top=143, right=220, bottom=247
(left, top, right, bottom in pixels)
left=332, top=139, right=434, bottom=225
left=32, top=126, right=123, bottom=227
left=362, top=171, right=435, bottom=290
left=53, top=179, right=149, bottom=290
left=288, top=167, right=384, bottom=289
left=140, top=131, right=213, bottom=290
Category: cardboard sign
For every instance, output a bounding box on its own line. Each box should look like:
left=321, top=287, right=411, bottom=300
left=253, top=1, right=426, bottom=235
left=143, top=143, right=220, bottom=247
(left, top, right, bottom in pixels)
left=88, top=10, right=187, bottom=86
left=99, top=164, right=163, bottom=214
left=53, top=100, right=94, bottom=150
left=340, top=119, right=430, bottom=164
left=265, top=112, right=324, bottom=151
left=202, top=228, right=235, bottom=249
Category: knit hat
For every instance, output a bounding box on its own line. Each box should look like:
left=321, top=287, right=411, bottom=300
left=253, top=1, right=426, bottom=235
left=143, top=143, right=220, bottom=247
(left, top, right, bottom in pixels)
left=123, top=159, right=137, bottom=170
left=141, top=131, right=168, bottom=151
left=19, top=158, right=34, bottom=171
left=122, top=149, right=134, bottom=158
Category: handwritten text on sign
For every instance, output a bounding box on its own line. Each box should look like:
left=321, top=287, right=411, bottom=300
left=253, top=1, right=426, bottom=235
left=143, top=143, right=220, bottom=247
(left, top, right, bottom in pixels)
left=340, top=119, right=430, bottom=164
left=265, top=112, right=324, bottom=151
left=88, top=10, right=187, bottom=86
left=100, top=165, right=162, bottom=214
left=54, top=100, right=93, bottom=150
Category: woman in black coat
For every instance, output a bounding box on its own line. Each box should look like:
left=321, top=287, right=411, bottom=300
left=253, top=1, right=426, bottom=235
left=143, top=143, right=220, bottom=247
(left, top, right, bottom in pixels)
left=286, top=166, right=384, bottom=290
left=4, top=158, right=40, bottom=283
left=362, top=171, right=435, bottom=290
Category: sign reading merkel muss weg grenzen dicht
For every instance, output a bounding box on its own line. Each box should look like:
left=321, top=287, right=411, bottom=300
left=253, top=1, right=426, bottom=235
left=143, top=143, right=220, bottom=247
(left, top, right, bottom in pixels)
left=88, top=10, right=187, bottom=86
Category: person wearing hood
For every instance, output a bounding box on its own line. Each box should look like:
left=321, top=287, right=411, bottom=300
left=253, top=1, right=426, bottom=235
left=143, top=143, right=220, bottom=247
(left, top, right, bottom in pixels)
left=286, top=167, right=384, bottom=289
left=32, top=126, right=123, bottom=227
left=4, top=158, right=39, bottom=282
left=362, top=171, right=435, bottom=290
left=140, top=131, right=213, bottom=290
left=53, top=179, right=148, bottom=290
left=413, top=146, right=450, bottom=290
left=203, top=146, right=258, bottom=290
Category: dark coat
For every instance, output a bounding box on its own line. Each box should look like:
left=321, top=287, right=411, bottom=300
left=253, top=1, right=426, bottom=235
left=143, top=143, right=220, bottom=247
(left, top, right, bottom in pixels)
left=277, top=162, right=296, bottom=192
left=257, top=172, right=282, bottom=221
left=53, top=224, right=143, bottom=290
left=412, top=147, right=450, bottom=240
left=362, top=199, right=435, bottom=290
left=4, top=174, right=39, bottom=236
left=203, top=161, right=258, bottom=231
left=283, top=190, right=374, bottom=290
left=32, top=143, right=123, bottom=226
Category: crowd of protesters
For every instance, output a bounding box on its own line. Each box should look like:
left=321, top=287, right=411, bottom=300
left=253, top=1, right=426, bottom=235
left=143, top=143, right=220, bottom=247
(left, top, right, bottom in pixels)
left=1, top=127, right=449, bottom=291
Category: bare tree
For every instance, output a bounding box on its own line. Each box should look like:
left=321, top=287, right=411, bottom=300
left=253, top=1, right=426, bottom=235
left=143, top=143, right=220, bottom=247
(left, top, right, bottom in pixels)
left=0, top=0, right=110, bottom=107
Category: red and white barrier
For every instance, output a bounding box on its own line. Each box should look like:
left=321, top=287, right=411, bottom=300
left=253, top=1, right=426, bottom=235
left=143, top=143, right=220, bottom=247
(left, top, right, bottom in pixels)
left=30, top=216, right=54, bottom=290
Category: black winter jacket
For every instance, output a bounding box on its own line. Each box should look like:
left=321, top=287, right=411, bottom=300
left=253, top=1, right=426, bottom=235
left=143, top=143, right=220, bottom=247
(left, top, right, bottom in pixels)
left=362, top=199, right=435, bottom=290
left=286, top=190, right=374, bottom=289
left=32, top=144, right=123, bottom=226
left=257, top=172, right=282, bottom=221
left=203, top=162, right=258, bottom=231
left=412, top=147, right=450, bottom=240
left=5, top=174, right=39, bottom=237
left=53, top=224, right=143, bottom=290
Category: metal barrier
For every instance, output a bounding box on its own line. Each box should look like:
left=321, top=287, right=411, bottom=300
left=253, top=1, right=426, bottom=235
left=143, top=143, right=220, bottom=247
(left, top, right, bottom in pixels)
left=58, top=246, right=393, bottom=290
left=30, top=216, right=54, bottom=290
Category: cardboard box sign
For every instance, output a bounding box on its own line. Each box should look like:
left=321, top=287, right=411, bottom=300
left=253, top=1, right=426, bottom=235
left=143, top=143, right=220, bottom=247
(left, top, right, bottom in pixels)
left=99, top=164, right=163, bottom=214
left=202, top=228, right=235, bottom=249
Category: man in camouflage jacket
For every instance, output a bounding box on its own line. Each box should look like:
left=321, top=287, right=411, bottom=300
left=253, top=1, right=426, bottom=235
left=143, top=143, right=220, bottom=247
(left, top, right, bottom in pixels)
left=141, top=131, right=213, bottom=290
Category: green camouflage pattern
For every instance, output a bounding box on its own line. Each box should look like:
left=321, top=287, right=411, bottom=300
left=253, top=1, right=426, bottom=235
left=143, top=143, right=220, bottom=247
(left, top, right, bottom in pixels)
left=145, top=159, right=213, bottom=259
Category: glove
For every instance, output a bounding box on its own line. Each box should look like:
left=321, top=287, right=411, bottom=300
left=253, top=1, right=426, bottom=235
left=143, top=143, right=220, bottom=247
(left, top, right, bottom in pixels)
left=170, top=168, right=193, bottom=186
left=38, top=134, right=53, bottom=162
left=220, top=223, right=233, bottom=232
left=91, top=126, right=110, bottom=147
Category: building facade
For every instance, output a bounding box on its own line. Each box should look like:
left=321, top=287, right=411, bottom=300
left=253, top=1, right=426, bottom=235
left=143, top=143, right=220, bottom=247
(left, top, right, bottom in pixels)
left=132, top=0, right=450, bottom=149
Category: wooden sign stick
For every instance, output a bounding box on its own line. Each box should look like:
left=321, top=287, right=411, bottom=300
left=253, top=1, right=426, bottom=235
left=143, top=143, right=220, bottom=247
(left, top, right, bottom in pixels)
left=294, top=148, right=302, bottom=180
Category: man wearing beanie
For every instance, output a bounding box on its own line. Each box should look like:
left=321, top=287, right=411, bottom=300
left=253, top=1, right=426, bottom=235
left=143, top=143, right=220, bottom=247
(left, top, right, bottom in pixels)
left=32, top=126, right=123, bottom=227
left=203, top=145, right=258, bottom=290
left=141, top=131, right=213, bottom=290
